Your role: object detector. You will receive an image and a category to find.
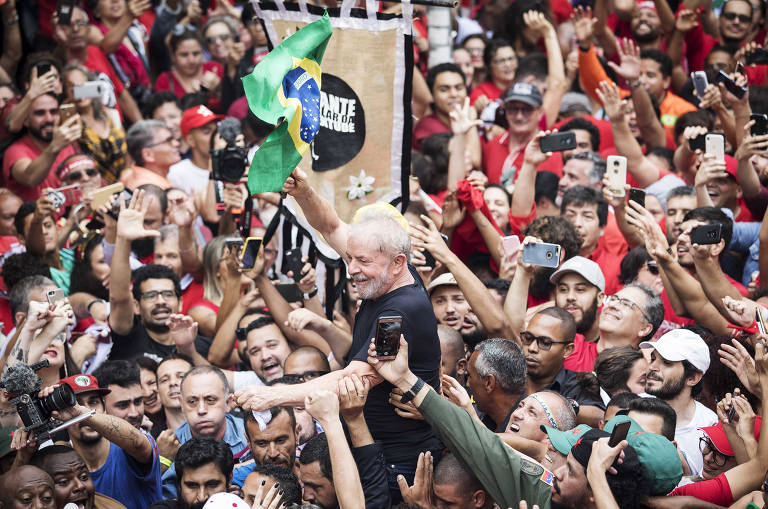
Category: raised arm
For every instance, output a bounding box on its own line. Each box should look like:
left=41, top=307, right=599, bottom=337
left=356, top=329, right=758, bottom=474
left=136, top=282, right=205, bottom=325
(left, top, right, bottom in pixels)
left=11, top=115, right=81, bottom=188
left=284, top=307, right=352, bottom=363
left=734, top=121, right=768, bottom=201
left=282, top=169, right=349, bottom=259
left=690, top=238, right=744, bottom=318
left=207, top=286, right=259, bottom=368
left=526, top=12, right=566, bottom=128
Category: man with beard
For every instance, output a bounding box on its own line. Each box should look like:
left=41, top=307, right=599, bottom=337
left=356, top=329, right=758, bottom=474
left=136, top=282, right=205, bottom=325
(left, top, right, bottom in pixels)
left=2, top=93, right=81, bottom=201
left=298, top=434, right=337, bottom=509
left=151, top=438, right=233, bottom=509
left=0, top=465, right=56, bottom=509
left=233, top=407, right=299, bottom=484
left=54, top=373, right=162, bottom=509
left=241, top=466, right=302, bottom=506
left=122, top=120, right=181, bottom=191
left=629, top=2, right=664, bottom=50
left=236, top=173, right=442, bottom=496
left=92, top=360, right=146, bottom=430
left=551, top=257, right=604, bottom=342
left=239, top=314, right=293, bottom=384
left=108, top=191, right=209, bottom=362
left=640, top=328, right=716, bottom=476
left=31, top=445, right=127, bottom=509
left=518, top=307, right=605, bottom=426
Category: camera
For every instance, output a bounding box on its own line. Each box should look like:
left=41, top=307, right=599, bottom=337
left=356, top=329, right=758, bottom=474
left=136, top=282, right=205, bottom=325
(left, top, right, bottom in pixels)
left=1, top=360, right=76, bottom=441
left=211, top=118, right=248, bottom=183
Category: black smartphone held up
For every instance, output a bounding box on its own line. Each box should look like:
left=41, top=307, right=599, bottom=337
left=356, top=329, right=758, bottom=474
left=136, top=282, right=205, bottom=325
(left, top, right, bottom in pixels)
left=715, top=70, right=747, bottom=99
left=422, top=249, right=436, bottom=270
left=689, top=133, right=706, bottom=151
left=283, top=248, right=304, bottom=280
left=240, top=237, right=263, bottom=271
left=375, top=316, right=403, bottom=360
left=57, top=0, right=76, bottom=25
left=539, top=131, right=577, bottom=153
left=747, top=47, right=768, bottom=65
left=736, top=61, right=746, bottom=76
left=275, top=283, right=303, bottom=303
left=690, top=224, right=723, bottom=245
left=752, top=113, right=768, bottom=136
left=36, top=62, right=52, bottom=77
left=521, top=242, right=561, bottom=268
left=628, top=188, right=646, bottom=208
left=608, top=420, right=632, bottom=447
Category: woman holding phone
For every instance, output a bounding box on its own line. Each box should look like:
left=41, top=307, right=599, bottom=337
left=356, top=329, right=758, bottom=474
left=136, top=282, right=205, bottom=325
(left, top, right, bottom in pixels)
left=63, top=65, right=127, bottom=183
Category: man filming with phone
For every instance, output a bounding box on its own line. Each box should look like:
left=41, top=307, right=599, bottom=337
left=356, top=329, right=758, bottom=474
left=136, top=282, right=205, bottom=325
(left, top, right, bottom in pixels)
left=235, top=169, right=442, bottom=498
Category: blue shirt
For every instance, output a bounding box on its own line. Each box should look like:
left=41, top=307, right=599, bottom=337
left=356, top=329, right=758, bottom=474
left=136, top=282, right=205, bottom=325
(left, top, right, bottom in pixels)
left=90, top=431, right=162, bottom=509
left=161, top=413, right=250, bottom=498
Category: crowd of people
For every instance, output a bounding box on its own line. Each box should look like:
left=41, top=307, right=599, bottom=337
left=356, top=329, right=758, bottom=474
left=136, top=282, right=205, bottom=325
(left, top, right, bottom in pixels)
left=4, top=0, right=768, bottom=507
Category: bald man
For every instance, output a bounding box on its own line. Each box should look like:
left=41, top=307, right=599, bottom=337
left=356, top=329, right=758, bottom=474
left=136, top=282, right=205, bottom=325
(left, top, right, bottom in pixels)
left=438, top=325, right=467, bottom=381
left=0, top=465, right=56, bottom=509
left=283, top=346, right=330, bottom=381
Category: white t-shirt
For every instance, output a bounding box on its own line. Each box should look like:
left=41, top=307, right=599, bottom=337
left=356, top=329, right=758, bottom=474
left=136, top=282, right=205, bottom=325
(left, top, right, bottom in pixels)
left=675, top=400, right=718, bottom=476
left=232, top=370, right=265, bottom=391
left=168, top=159, right=210, bottom=196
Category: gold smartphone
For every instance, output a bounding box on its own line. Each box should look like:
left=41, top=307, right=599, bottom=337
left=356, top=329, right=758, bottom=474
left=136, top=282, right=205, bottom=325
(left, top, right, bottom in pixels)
left=87, top=182, right=124, bottom=211
left=59, top=103, right=77, bottom=124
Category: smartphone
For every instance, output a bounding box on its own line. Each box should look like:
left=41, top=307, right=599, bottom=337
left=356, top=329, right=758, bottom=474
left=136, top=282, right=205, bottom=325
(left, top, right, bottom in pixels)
left=715, top=70, right=747, bottom=99
left=375, top=316, right=403, bottom=360
left=73, top=81, right=103, bottom=100
left=421, top=249, right=436, bottom=270
left=275, top=283, right=303, bottom=302
left=47, top=288, right=66, bottom=306
left=59, top=103, right=77, bottom=124
left=224, top=237, right=244, bottom=253
left=539, top=131, right=577, bottom=153
left=746, top=47, right=768, bottom=65
left=736, top=61, right=746, bottom=76
left=608, top=420, right=631, bottom=447
left=108, top=189, right=133, bottom=220
left=47, top=185, right=83, bottom=209
left=56, top=0, right=76, bottom=25
left=605, top=156, right=628, bottom=196
left=689, top=133, right=706, bottom=151
left=690, top=223, right=722, bottom=245
left=199, top=0, right=209, bottom=15
left=283, top=248, right=304, bottom=280
left=240, top=237, right=263, bottom=270
left=87, top=182, right=123, bottom=211
left=691, top=71, right=708, bottom=99
left=502, top=235, right=521, bottom=265
left=727, top=404, right=737, bottom=422
left=705, top=133, right=725, bottom=162
left=521, top=242, right=561, bottom=268
left=628, top=188, right=646, bottom=208
left=35, top=62, right=52, bottom=77
left=757, top=306, right=768, bottom=335
left=752, top=114, right=768, bottom=136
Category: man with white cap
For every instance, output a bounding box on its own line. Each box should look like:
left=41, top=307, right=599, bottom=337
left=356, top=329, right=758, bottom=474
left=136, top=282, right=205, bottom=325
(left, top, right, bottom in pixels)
left=550, top=256, right=605, bottom=343
left=168, top=105, right=224, bottom=196
left=640, top=328, right=717, bottom=476
left=428, top=273, right=473, bottom=333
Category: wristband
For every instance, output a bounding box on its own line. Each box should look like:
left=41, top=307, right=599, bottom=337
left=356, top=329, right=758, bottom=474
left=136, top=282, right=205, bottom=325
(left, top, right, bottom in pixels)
left=303, top=288, right=318, bottom=300
left=159, top=455, right=173, bottom=467
left=400, top=378, right=425, bottom=404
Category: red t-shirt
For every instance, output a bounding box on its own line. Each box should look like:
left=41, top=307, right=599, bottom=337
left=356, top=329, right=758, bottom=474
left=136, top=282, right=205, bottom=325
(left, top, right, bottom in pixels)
left=155, top=61, right=224, bottom=100
left=81, top=46, right=126, bottom=96
left=413, top=114, right=451, bottom=151
left=469, top=81, right=503, bottom=106
left=588, top=242, right=624, bottom=296
left=563, top=332, right=598, bottom=372
left=2, top=136, right=72, bottom=201
left=182, top=280, right=205, bottom=315
left=668, top=473, right=733, bottom=506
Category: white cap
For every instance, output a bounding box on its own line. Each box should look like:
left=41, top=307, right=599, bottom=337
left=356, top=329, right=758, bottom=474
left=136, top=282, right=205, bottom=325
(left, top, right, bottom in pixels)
left=427, top=272, right=459, bottom=295
left=639, top=329, right=710, bottom=373
left=549, top=256, right=605, bottom=292
left=202, top=493, right=250, bottom=509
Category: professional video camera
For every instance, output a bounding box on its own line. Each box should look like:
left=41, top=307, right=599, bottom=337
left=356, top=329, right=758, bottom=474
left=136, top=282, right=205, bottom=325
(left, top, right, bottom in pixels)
left=211, top=117, right=248, bottom=184
left=1, top=360, right=82, bottom=441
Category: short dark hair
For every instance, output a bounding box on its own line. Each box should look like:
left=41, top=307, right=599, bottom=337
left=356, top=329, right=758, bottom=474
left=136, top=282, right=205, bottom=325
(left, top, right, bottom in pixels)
left=646, top=147, right=674, bottom=170
left=175, top=437, right=234, bottom=485
left=426, top=63, right=466, bottom=92
left=627, top=397, right=677, bottom=441
left=606, top=392, right=642, bottom=411
left=483, top=38, right=513, bottom=68
left=484, top=278, right=510, bottom=300
left=156, top=352, right=194, bottom=374
left=433, top=451, right=483, bottom=494
left=244, top=406, right=296, bottom=434
left=169, top=29, right=203, bottom=54
left=561, top=186, right=609, bottom=226
left=749, top=85, right=768, bottom=114
left=3, top=253, right=51, bottom=294
left=142, top=91, right=180, bottom=119
left=251, top=465, right=302, bottom=504
left=641, top=49, right=672, bottom=78
left=673, top=110, right=714, bottom=142
left=139, top=184, right=168, bottom=215
left=14, top=201, right=37, bottom=238
left=535, top=306, right=577, bottom=343
left=667, top=185, right=696, bottom=201
left=619, top=247, right=654, bottom=285
left=594, top=346, right=646, bottom=396
left=523, top=216, right=581, bottom=262
left=131, top=264, right=182, bottom=301
left=535, top=171, right=560, bottom=205
left=484, top=183, right=511, bottom=206
left=126, top=120, right=168, bottom=166
left=514, top=52, right=548, bottom=83
left=560, top=117, right=601, bottom=151
left=299, top=433, right=331, bottom=480
left=31, top=444, right=82, bottom=472
left=570, top=151, right=607, bottom=184
left=683, top=206, right=734, bottom=250
left=682, top=359, right=705, bottom=397
left=135, top=356, right=159, bottom=374
left=92, top=360, right=141, bottom=390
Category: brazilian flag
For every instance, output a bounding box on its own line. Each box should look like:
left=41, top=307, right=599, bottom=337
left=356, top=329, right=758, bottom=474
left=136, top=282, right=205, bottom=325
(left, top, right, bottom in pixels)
left=242, top=12, right=332, bottom=194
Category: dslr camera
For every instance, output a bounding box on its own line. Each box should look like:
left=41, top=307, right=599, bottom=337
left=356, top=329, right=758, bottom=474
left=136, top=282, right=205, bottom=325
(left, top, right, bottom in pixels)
left=1, top=360, right=76, bottom=441
left=211, top=118, right=248, bottom=183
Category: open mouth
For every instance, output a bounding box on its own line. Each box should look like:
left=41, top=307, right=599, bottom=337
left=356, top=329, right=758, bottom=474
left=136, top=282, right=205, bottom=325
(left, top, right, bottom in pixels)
left=508, top=423, right=520, bottom=432
left=145, top=394, right=158, bottom=406
left=43, top=348, right=58, bottom=358
left=443, top=314, right=460, bottom=327
left=262, top=360, right=281, bottom=376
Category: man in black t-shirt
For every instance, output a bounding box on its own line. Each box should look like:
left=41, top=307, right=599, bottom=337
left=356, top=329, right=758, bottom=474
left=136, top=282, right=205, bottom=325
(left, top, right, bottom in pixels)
left=235, top=169, right=442, bottom=496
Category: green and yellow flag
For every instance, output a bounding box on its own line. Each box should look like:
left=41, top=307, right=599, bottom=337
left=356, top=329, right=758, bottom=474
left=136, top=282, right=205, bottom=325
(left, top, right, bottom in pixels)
left=242, top=12, right=333, bottom=194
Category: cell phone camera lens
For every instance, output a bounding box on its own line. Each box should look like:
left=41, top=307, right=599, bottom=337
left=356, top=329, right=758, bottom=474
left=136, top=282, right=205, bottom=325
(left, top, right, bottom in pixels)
left=546, top=251, right=552, bottom=259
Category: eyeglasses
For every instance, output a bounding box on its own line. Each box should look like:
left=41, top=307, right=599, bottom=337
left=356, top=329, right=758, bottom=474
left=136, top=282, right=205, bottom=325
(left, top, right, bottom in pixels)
left=505, top=105, right=536, bottom=117
left=645, top=262, right=659, bottom=275
left=173, top=23, right=198, bottom=35
left=281, top=370, right=330, bottom=383
left=722, top=11, right=751, bottom=24
left=146, top=135, right=175, bottom=149
left=65, top=168, right=99, bottom=183
left=699, top=437, right=733, bottom=467
left=465, top=47, right=484, bottom=55
left=603, top=294, right=651, bottom=323
left=140, top=290, right=178, bottom=302
left=492, top=56, right=517, bottom=66
left=66, top=19, right=89, bottom=29
left=519, top=331, right=569, bottom=351
left=206, top=34, right=231, bottom=45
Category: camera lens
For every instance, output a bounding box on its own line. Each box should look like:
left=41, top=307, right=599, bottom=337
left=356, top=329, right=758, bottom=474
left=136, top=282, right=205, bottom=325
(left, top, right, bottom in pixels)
left=40, top=384, right=76, bottom=413
left=546, top=251, right=553, bottom=259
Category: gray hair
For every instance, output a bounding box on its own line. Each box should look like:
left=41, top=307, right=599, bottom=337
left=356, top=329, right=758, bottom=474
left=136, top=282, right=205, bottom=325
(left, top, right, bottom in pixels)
left=348, top=212, right=411, bottom=259
left=572, top=151, right=606, bottom=185
left=473, top=338, right=526, bottom=393
left=625, top=282, right=664, bottom=341
left=126, top=120, right=168, bottom=166
left=155, top=224, right=179, bottom=247
left=9, top=275, right=55, bottom=324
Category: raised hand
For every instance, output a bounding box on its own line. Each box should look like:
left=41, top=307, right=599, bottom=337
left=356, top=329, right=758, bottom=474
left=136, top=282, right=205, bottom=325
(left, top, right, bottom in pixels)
left=675, top=8, right=698, bottom=33
left=698, top=84, right=723, bottom=110
left=572, top=6, right=596, bottom=48
left=304, top=390, right=340, bottom=425
left=367, top=335, right=410, bottom=386
left=607, top=38, right=642, bottom=82
left=338, top=375, right=370, bottom=420
left=165, top=192, right=196, bottom=228
left=719, top=337, right=760, bottom=394
left=27, top=67, right=59, bottom=100
left=694, top=153, right=728, bottom=188
left=397, top=451, right=437, bottom=509
left=624, top=200, right=672, bottom=262
left=440, top=192, right=466, bottom=230
left=284, top=307, right=323, bottom=333
left=441, top=374, right=473, bottom=411
left=116, top=190, right=161, bottom=241
left=127, top=0, right=151, bottom=17
left=157, top=429, right=181, bottom=462
left=735, top=122, right=768, bottom=161
left=389, top=388, right=425, bottom=420
left=410, top=214, right=453, bottom=264
left=281, top=169, right=310, bottom=197
left=449, top=97, right=482, bottom=135
left=250, top=480, right=285, bottom=509
left=721, top=296, right=757, bottom=327
left=524, top=130, right=553, bottom=166
left=51, top=115, right=83, bottom=153
left=168, top=314, right=198, bottom=351
left=523, top=10, right=553, bottom=38
left=587, top=437, right=628, bottom=476
left=595, top=80, right=624, bottom=122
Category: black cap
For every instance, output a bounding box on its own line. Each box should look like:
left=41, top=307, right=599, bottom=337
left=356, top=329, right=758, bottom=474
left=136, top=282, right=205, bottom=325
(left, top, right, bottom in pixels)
left=502, top=82, right=543, bottom=107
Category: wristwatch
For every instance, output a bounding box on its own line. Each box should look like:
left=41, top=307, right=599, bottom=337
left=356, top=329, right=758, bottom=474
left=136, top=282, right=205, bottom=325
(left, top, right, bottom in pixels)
left=303, top=287, right=318, bottom=300
left=400, top=378, right=425, bottom=404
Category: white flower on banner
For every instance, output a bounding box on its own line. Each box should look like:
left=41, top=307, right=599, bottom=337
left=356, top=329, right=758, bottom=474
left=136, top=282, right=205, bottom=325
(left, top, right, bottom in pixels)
left=345, top=170, right=375, bottom=200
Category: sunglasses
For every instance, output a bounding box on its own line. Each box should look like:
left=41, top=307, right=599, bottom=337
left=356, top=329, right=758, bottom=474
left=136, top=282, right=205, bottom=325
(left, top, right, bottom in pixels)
left=722, top=11, right=751, bottom=23
left=281, top=370, right=330, bottom=383
left=65, top=168, right=99, bottom=183
left=646, top=262, right=659, bottom=275
left=173, top=23, right=198, bottom=35
left=206, top=34, right=231, bottom=45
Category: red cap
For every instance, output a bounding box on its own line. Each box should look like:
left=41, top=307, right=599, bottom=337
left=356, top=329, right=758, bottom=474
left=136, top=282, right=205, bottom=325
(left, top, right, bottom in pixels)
left=180, top=105, right=223, bottom=138
left=59, top=374, right=111, bottom=396
left=724, top=154, right=739, bottom=183
left=701, top=417, right=761, bottom=456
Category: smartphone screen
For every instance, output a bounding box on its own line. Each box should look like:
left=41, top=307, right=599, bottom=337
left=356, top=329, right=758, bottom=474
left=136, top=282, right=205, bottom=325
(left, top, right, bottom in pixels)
left=375, top=316, right=402, bottom=359
left=240, top=237, right=263, bottom=270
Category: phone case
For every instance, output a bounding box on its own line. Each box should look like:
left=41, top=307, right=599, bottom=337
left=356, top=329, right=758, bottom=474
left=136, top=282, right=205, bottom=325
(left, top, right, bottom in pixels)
left=752, top=114, right=768, bottom=136
left=705, top=133, right=725, bottom=162
left=283, top=249, right=304, bottom=279
left=87, top=183, right=124, bottom=211
left=240, top=237, right=263, bottom=270
left=375, top=316, right=402, bottom=359
left=275, top=283, right=303, bottom=302
left=690, top=224, right=722, bottom=245
left=628, top=188, right=645, bottom=208
left=521, top=243, right=561, bottom=268
left=539, top=132, right=577, bottom=153
left=692, top=71, right=708, bottom=98
left=606, top=156, right=628, bottom=195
